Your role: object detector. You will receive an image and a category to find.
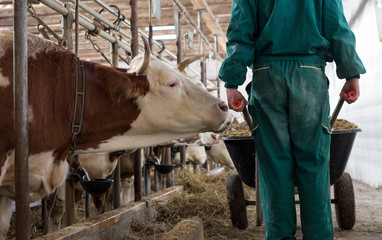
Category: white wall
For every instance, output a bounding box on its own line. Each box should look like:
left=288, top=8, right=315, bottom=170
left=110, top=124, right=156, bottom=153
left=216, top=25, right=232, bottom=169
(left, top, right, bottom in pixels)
left=327, top=0, right=382, bottom=188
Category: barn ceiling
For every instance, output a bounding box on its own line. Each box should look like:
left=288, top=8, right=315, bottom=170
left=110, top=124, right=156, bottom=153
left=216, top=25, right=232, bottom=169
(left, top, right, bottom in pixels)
left=0, top=0, right=232, bottom=65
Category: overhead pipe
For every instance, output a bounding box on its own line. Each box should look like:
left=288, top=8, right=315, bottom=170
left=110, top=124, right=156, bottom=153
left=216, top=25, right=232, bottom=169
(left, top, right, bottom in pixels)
left=39, top=0, right=131, bottom=53
left=92, top=0, right=201, bottom=77
left=172, top=0, right=222, bottom=62
left=14, top=0, right=30, bottom=239
left=93, top=0, right=177, bottom=60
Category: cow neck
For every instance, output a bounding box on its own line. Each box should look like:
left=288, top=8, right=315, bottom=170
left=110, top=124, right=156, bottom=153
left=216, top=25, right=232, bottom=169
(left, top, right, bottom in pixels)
left=70, top=58, right=86, bottom=155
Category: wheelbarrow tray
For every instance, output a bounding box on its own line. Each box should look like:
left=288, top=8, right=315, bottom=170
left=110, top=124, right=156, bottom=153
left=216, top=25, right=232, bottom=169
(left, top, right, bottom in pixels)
left=222, top=128, right=361, bottom=188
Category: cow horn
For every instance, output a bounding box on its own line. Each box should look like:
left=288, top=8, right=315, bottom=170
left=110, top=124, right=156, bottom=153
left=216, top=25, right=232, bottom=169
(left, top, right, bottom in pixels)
left=135, top=36, right=151, bottom=75
left=177, top=54, right=205, bottom=72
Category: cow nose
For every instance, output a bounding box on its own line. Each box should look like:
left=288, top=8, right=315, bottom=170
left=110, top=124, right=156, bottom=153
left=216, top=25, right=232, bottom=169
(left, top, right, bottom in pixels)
left=211, top=134, right=218, bottom=140
left=218, top=102, right=228, bottom=112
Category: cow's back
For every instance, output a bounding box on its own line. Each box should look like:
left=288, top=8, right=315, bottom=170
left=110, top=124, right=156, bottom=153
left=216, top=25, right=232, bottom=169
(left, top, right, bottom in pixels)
left=0, top=31, right=77, bottom=168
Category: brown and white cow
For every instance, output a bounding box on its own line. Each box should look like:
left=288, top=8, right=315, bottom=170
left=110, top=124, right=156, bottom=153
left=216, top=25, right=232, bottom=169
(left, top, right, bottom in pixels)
left=0, top=31, right=230, bottom=238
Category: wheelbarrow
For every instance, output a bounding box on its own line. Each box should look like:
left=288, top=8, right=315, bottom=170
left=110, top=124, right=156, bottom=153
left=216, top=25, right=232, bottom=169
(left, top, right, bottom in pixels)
left=223, top=93, right=360, bottom=230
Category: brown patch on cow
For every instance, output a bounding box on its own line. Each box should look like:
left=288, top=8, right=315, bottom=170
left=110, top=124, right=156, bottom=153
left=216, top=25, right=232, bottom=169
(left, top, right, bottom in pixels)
left=94, top=64, right=149, bottom=103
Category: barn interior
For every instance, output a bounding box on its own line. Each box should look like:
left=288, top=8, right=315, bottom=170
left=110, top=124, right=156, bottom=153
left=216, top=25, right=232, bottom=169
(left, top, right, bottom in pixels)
left=1, top=0, right=382, bottom=239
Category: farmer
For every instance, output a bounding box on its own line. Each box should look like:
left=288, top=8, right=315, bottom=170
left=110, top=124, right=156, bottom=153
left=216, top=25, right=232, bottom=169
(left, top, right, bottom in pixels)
left=219, top=1, right=366, bottom=239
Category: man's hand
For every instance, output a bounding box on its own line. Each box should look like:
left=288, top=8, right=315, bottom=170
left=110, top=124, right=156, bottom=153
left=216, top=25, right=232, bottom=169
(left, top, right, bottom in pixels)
left=340, top=78, right=360, bottom=104
left=226, top=88, right=247, bottom=112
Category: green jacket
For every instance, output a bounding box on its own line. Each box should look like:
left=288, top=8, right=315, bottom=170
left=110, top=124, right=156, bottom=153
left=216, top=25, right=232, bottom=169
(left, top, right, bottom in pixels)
left=218, top=0, right=366, bottom=89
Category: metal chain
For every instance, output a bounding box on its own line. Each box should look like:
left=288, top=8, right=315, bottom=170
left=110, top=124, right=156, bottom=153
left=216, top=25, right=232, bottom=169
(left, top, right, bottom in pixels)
left=84, top=31, right=112, bottom=66
left=27, top=0, right=63, bottom=45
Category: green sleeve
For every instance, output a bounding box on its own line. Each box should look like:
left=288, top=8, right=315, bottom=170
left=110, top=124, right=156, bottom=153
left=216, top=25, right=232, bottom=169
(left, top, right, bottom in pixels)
left=218, top=0, right=257, bottom=88
left=323, top=0, right=366, bottom=79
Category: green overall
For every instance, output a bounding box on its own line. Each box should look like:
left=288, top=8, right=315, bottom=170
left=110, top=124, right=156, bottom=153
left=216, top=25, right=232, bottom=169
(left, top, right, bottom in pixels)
left=218, top=0, right=366, bottom=239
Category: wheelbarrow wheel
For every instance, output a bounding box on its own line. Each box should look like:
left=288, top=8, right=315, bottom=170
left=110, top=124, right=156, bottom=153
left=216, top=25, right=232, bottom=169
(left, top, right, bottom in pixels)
left=334, top=172, right=356, bottom=229
left=226, top=174, right=248, bottom=229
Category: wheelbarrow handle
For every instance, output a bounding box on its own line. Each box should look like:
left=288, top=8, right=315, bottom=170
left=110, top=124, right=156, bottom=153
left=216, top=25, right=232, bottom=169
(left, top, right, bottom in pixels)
left=329, top=91, right=356, bottom=129
left=243, top=106, right=254, bottom=130
left=330, top=98, right=344, bottom=128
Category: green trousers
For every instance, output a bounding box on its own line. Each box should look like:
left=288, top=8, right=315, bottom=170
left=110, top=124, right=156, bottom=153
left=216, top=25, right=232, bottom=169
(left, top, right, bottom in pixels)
left=248, top=60, right=334, bottom=240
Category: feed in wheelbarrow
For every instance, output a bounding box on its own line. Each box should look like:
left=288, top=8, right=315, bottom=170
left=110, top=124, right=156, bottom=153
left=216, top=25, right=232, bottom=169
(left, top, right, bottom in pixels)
left=331, top=118, right=358, bottom=130
left=221, top=118, right=357, bottom=138
left=221, top=122, right=251, bottom=137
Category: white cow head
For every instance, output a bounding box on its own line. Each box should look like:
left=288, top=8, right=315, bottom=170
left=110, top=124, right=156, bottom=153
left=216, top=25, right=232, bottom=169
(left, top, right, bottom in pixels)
left=126, top=37, right=231, bottom=146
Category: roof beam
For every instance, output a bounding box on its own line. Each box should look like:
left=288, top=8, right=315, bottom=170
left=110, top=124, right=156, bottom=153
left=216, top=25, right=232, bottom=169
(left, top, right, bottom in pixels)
left=190, top=0, right=227, bottom=54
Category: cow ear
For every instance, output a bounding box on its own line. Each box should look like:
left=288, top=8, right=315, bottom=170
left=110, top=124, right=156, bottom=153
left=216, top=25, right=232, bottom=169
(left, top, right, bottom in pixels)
left=94, top=65, right=149, bottom=102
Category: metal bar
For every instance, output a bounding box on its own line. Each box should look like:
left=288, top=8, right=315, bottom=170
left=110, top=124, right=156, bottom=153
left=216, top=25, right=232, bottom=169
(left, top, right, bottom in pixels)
left=330, top=99, right=345, bottom=128
left=68, top=0, right=132, bottom=40
left=174, top=6, right=182, bottom=62
left=85, top=191, right=90, bottom=218
left=180, top=146, right=186, bottom=166
left=164, top=147, right=172, bottom=188
left=148, top=0, right=153, bottom=49
left=14, top=0, right=30, bottom=239
left=61, top=3, right=73, bottom=50
left=74, top=0, right=79, bottom=57
left=130, top=0, right=139, bottom=58
left=172, top=0, right=222, bottom=61
left=93, top=0, right=177, bottom=60
left=197, top=10, right=207, bottom=86
left=113, top=159, right=121, bottom=208
left=39, top=0, right=131, bottom=53
left=213, top=34, right=220, bottom=98
left=134, top=149, right=142, bottom=201
left=64, top=178, right=75, bottom=226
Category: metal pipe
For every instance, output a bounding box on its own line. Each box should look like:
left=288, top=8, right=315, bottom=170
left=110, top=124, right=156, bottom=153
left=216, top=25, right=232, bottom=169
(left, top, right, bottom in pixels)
left=172, top=0, right=222, bottom=62
left=197, top=10, right=207, bottom=86
left=62, top=3, right=73, bottom=50
left=113, top=158, right=121, bottom=208
left=68, top=0, right=132, bottom=40
left=174, top=6, right=182, bottom=62
left=39, top=0, right=131, bottom=53
left=75, top=0, right=79, bottom=57
left=180, top=146, right=186, bottom=166
left=14, top=0, right=30, bottom=238
left=130, top=0, right=139, bottom=58
left=213, top=34, right=220, bottom=98
left=93, top=0, right=177, bottom=60
left=134, top=149, right=142, bottom=201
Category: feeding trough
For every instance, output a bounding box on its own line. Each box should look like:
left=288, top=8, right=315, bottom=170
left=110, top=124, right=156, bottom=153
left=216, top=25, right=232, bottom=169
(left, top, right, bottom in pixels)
left=73, top=167, right=113, bottom=195
left=154, top=162, right=176, bottom=174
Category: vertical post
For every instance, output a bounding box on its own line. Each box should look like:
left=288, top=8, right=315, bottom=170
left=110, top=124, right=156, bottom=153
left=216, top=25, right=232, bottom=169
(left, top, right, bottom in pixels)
left=148, top=0, right=153, bottom=49
left=130, top=0, right=139, bottom=58
left=134, top=149, right=142, bottom=201
left=180, top=146, right=186, bottom=166
left=164, top=147, right=172, bottom=188
left=110, top=40, right=121, bottom=208
left=174, top=5, right=182, bottom=62
left=62, top=3, right=73, bottom=50
left=64, top=157, right=76, bottom=227
left=112, top=158, right=121, bottom=208
left=213, top=34, right=220, bottom=98
left=13, top=1, right=29, bottom=239
left=197, top=10, right=206, bottom=86
left=85, top=191, right=90, bottom=218
left=61, top=2, right=76, bottom=227
left=130, top=0, right=142, bottom=202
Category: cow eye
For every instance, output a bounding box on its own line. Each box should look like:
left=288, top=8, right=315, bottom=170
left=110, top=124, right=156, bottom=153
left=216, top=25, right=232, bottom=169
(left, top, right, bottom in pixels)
left=168, top=82, right=177, bottom=87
